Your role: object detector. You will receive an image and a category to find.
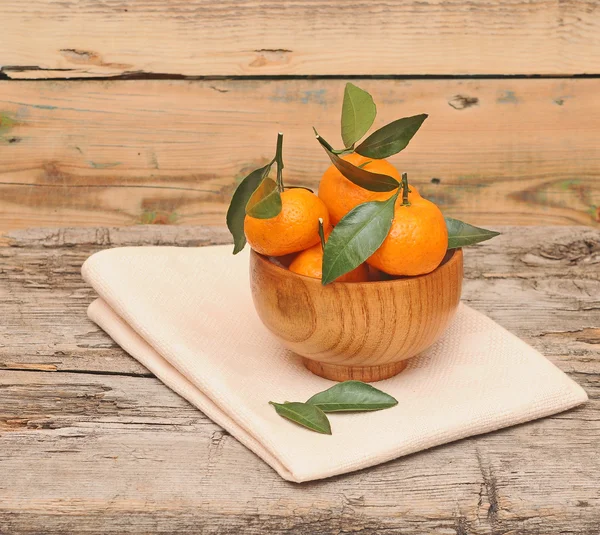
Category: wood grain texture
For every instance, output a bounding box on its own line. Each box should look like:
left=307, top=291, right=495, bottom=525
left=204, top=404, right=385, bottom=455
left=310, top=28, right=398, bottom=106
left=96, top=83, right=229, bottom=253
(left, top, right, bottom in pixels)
left=1, top=225, right=599, bottom=375
left=250, top=249, right=463, bottom=381
left=1, top=225, right=599, bottom=533
left=1, top=0, right=599, bottom=78
left=1, top=78, right=599, bottom=235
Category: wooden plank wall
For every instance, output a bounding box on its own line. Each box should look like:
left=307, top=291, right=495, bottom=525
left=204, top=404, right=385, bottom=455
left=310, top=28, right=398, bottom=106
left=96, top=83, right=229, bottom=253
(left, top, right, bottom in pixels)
left=1, top=0, right=599, bottom=235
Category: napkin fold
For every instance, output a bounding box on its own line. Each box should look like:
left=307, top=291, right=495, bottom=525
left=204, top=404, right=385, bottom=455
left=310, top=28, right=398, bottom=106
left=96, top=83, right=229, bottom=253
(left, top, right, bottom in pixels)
left=82, top=245, right=587, bottom=482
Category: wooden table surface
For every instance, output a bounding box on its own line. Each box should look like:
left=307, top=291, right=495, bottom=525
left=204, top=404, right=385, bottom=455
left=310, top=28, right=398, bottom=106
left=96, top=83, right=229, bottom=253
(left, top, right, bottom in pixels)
left=1, top=225, right=599, bottom=534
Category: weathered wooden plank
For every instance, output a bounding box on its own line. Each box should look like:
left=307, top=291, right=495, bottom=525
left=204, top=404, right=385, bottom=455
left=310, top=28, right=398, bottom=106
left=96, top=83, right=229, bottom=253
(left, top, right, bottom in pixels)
left=3, top=225, right=232, bottom=248
left=1, top=225, right=599, bottom=532
left=1, top=226, right=599, bottom=377
left=1, top=0, right=599, bottom=78
left=1, top=79, right=599, bottom=234
left=0, top=370, right=598, bottom=534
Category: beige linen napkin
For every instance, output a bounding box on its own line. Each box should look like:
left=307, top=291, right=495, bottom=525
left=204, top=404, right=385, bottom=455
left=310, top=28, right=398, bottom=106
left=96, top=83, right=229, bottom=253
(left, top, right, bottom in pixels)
left=82, top=244, right=587, bottom=483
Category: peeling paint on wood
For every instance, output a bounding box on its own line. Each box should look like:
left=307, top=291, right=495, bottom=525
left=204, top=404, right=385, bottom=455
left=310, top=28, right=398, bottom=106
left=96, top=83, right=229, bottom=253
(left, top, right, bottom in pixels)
left=87, top=161, right=122, bottom=169
left=0, top=112, right=16, bottom=133
left=497, top=90, right=519, bottom=104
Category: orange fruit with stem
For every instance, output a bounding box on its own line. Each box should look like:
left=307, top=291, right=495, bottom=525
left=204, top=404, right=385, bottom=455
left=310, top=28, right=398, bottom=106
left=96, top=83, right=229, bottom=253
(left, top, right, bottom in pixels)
left=367, top=175, right=448, bottom=276
left=289, top=222, right=369, bottom=282
left=245, top=188, right=330, bottom=256
left=318, top=152, right=419, bottom=225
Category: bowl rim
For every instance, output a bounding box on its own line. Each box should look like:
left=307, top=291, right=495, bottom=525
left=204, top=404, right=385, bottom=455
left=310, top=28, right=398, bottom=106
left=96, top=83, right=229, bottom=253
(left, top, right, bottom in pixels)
left=251, top=247, right=463, bottom=288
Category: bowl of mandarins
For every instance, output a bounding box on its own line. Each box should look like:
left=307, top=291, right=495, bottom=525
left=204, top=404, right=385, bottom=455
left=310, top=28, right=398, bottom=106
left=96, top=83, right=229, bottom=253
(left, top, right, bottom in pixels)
left=227, top=83, right=498, bottom=382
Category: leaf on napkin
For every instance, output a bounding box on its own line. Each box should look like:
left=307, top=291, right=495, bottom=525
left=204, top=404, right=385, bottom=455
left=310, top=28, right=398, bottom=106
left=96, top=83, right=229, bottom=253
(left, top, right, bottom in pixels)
left=269, top=402, right=332, bottom=435
left=356, top=114, right=428, bottom=159
left=445, top=217, right=500, bottom=249
left=226, top=163, right=272, bottom=254
left=322, top=190, right=399, bottom=285
left=341, top=83, right=377, bottom=148
left=307, top=380, right=398, bottom=412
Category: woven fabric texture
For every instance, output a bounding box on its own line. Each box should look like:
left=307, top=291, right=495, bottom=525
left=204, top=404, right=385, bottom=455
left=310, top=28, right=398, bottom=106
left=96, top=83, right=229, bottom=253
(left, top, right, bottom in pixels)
left=82, top=245, right=587, bottom=482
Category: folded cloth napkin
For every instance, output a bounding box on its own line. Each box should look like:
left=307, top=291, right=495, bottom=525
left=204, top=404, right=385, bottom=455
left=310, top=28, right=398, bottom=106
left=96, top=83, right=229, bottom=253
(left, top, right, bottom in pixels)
left=82, top=244, right=587, bottom=483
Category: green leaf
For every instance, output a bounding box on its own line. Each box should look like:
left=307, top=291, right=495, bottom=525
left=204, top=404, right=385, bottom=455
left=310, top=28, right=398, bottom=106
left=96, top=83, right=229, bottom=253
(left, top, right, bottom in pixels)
left=356, top=114, right=428, bottom=159
left=245, top=177, right=282, bottom=219
left=315, top=133, right=399, bottom=192
left=226, top=163, right=272, bottom=254
left=269, top=402, right=332, bottom=435
left=445, top=217, right=500, bottom=249
left=341, top=83, right=377, bottom=148
left=322, top=191, right=399, bottom=285
left=306, top=380, right=398, bottom=412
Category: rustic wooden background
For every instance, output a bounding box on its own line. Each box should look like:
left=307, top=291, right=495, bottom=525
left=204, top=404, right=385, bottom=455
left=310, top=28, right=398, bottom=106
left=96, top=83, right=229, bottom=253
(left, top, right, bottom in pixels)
left=2, top=225, right=600, bottom=533
left=1, top=0, right=600, bottom=237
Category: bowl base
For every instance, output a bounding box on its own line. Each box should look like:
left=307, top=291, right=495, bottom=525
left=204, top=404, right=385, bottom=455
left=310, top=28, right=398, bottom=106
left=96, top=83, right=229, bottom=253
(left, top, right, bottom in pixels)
left=302, top=358, right=409, bottom=383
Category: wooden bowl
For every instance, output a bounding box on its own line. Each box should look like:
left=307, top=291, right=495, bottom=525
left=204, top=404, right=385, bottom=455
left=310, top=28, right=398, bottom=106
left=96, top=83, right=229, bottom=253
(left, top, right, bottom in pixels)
left=250, top=248, right=463, bottom=382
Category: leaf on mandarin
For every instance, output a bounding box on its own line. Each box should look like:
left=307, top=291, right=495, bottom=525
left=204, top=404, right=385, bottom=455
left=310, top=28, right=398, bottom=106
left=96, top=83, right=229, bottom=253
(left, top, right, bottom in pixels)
left=226, top=163, right=272, bottom=254
left=322, top=191, right=399, bottom=285
left=315, top=132, right=399, bottom=192
left=356, top=114, right=428, bottom=159
left=341, top=83, right=377, bottom=148
left=245, top=177, right=282, bottom=219
left=445, top=217, right=500, bottom=249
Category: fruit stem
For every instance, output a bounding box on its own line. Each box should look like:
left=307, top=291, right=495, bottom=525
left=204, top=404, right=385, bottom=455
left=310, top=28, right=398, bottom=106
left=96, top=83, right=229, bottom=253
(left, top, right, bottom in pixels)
left=313, top=127, right=354, bottom=156
left=332, top=147, right=354, bottom=155
left=275, top=132, right=284, bottom=192
left=313, top=127, right=335, bottom=153
left=318, top=218, right=326, bottom=251
left=401, top=172, right=411, bottom=206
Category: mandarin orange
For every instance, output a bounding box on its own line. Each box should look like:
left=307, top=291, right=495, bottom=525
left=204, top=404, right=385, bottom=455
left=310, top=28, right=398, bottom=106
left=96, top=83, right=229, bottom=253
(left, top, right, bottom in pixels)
left=289, top=227, right=369, bottom=282
left=244, top=188, right=330, bottom=256
left=367, top=196, right=448, bottom=276
left=318, top=153, right=419, bottom=225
